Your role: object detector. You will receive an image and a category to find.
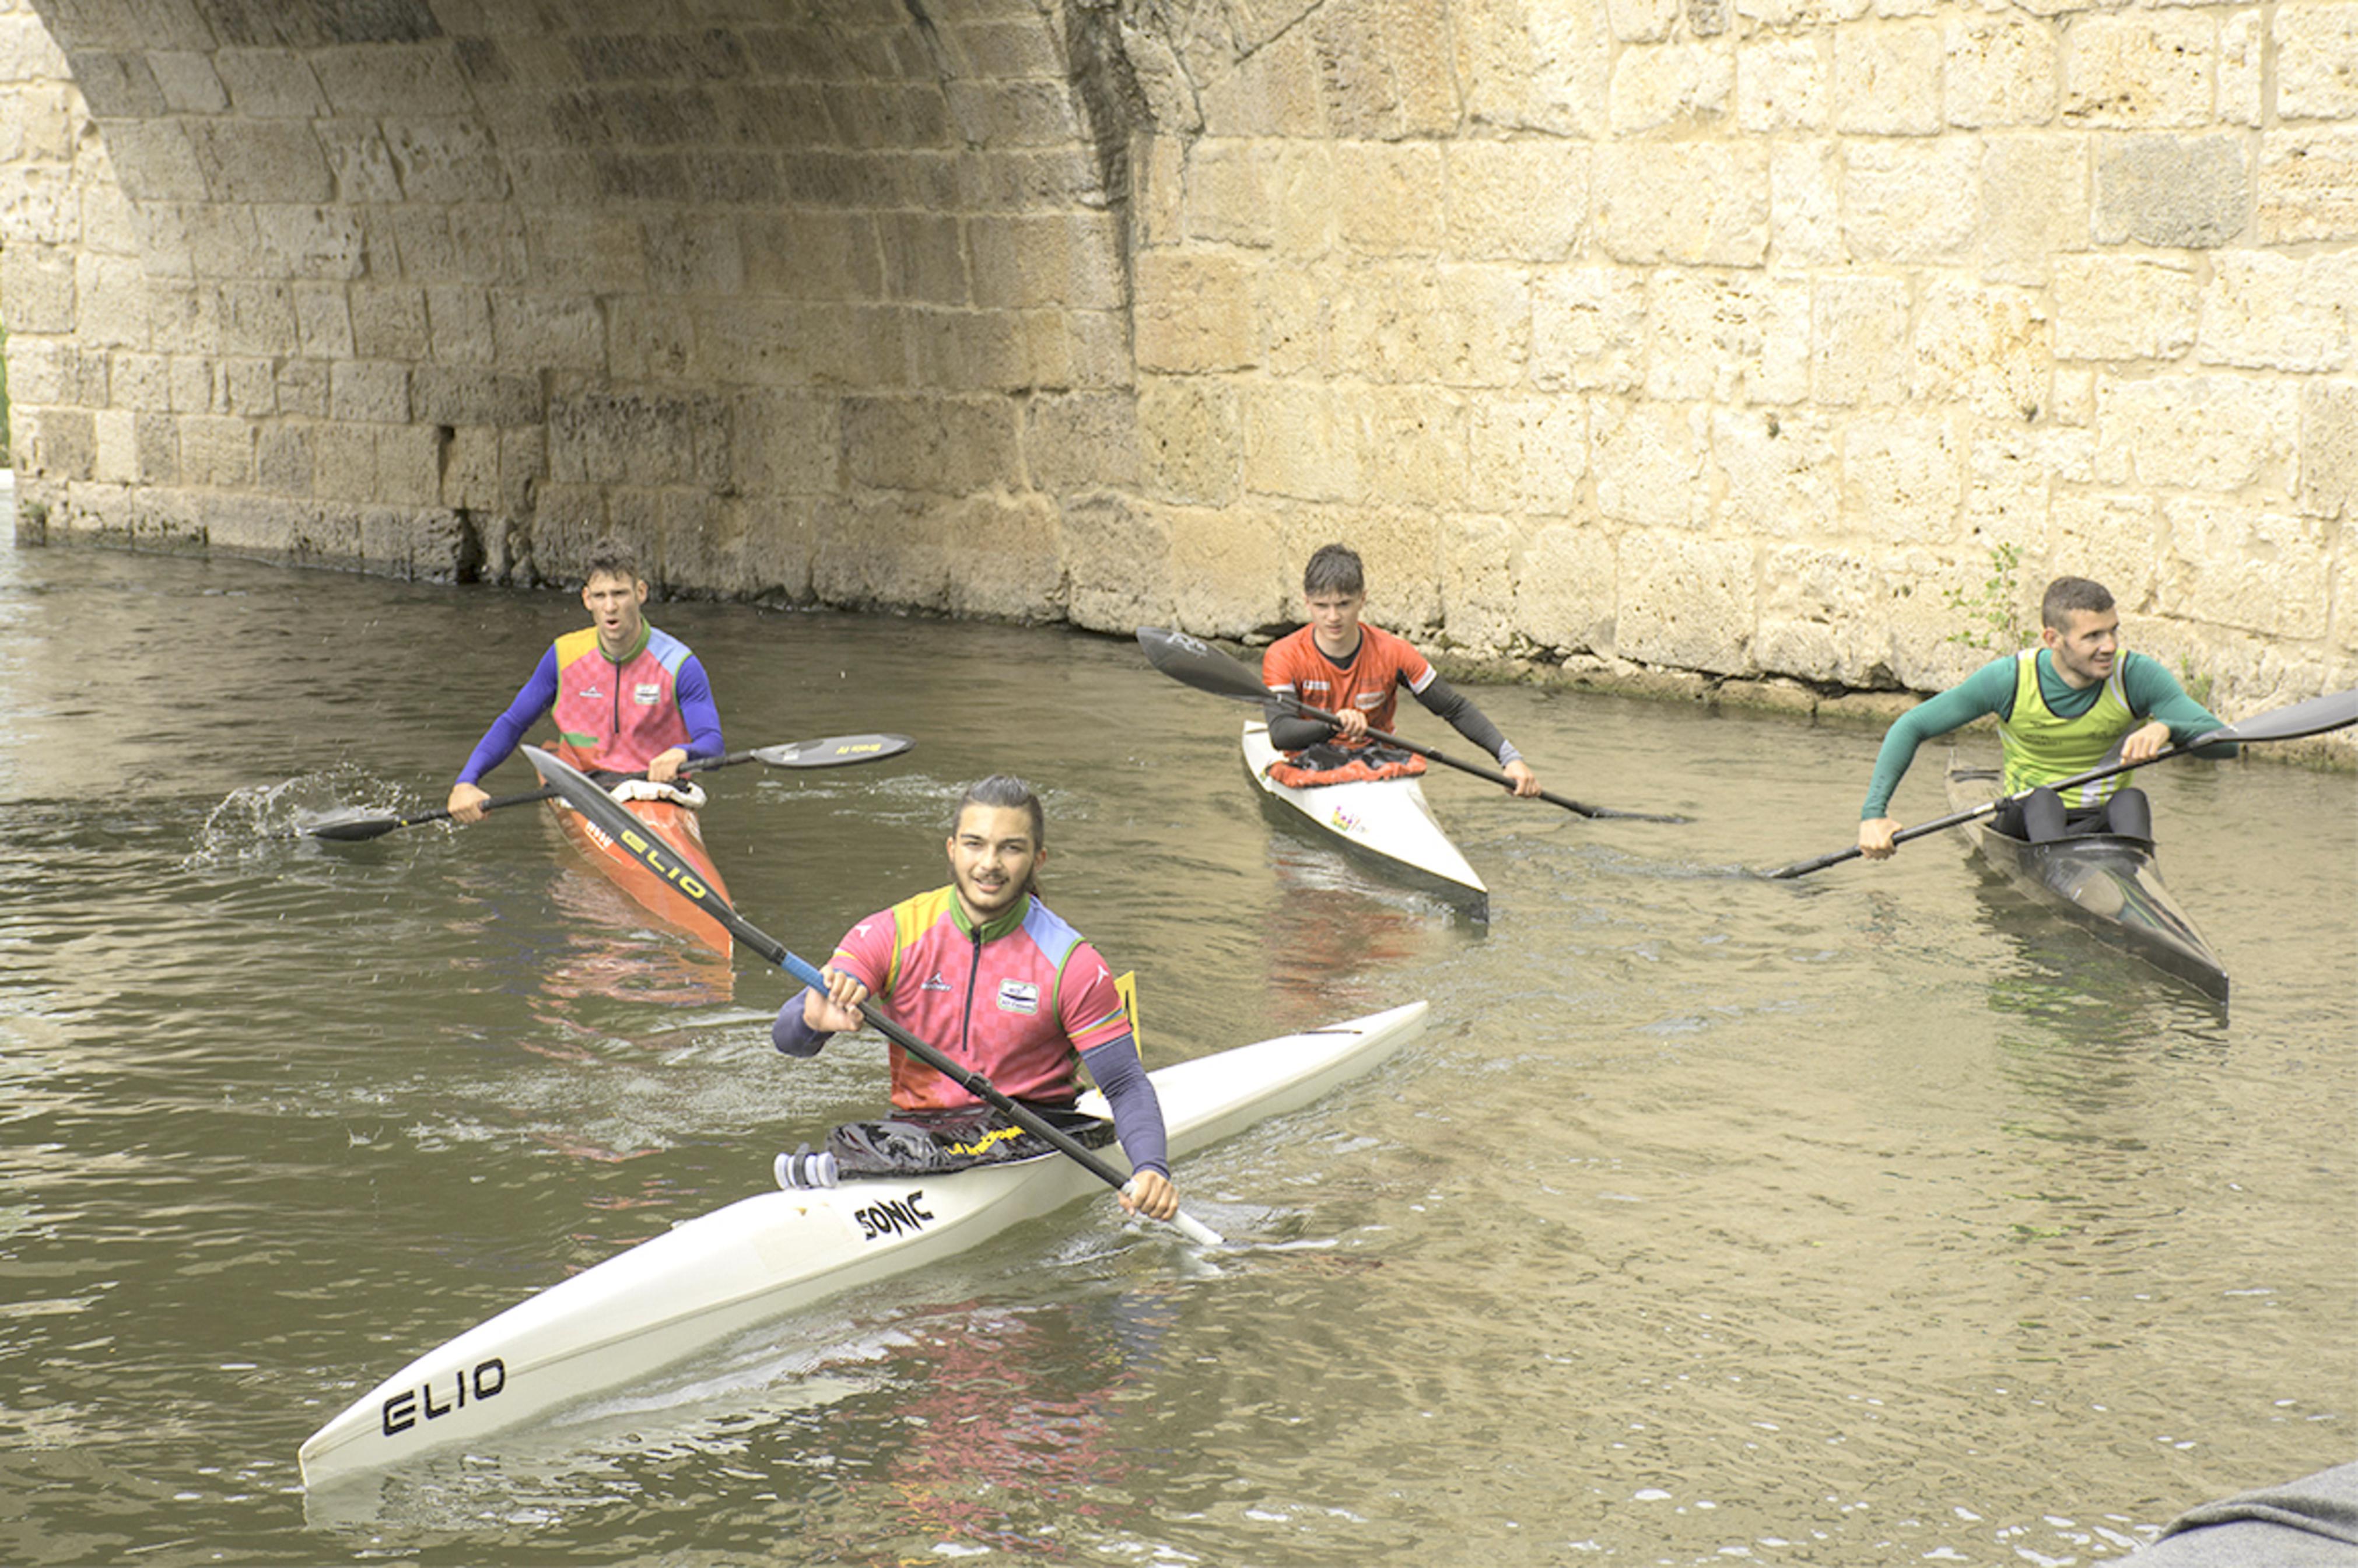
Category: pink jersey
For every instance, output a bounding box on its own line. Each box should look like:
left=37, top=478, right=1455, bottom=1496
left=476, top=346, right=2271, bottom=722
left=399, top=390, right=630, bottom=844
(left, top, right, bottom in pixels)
left=550, top=624, right=694, bottom=774
left=828, top=887, right=1132, bottom=1111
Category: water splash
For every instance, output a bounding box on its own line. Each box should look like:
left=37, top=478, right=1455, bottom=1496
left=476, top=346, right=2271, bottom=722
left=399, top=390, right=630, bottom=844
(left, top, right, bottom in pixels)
left=188, top=766, right=426, bottom=864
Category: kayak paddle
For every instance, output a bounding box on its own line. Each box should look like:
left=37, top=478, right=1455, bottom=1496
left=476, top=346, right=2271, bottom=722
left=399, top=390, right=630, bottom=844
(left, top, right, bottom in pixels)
left=521, top=743, right=1224, bottom=1249
left=297, top=733, right=915, bottom=842
left=1762, top=685, right=2358, bottom=879
left=1136, top=626, right=1690, bottom=823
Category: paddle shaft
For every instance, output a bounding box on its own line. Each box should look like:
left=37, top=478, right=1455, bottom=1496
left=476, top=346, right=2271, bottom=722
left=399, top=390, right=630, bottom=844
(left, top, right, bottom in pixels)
left=1269, top=690, right=1686, bottom=823
left=1765, top=686, right=2358, bottom=879
left=304, top=738, right=898, bottom=841
left=520, top=746, right=1220, bottom=1247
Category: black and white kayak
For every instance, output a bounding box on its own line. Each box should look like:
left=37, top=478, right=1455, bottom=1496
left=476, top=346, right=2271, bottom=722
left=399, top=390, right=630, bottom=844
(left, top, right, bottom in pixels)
left=297, top=999, right=1428, bottom=1488
left=1241, top=721, right=1487, bottom=915
left=1944, top=763, right=2229, bottom=1003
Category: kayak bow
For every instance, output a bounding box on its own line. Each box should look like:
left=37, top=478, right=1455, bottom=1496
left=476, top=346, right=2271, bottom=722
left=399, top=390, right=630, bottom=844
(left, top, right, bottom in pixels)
left=1944, top=763, right=2229, bottom=1003
left=1242, top=721, right=1489, bottom=915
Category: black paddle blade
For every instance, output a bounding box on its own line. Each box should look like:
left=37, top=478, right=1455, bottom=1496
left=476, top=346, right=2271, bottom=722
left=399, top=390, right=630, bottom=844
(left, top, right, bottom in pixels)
left=749, top=733, right=915, bottom=768
left=2205, top=686, right=2357, bottom=745
left=299, top=812, right=403, bottom=841
left=1580, top=804, right=1695, bottom=825
left=1136, top=627, right=1273, bottom=703
left=297, top=808, right=435, bottom=841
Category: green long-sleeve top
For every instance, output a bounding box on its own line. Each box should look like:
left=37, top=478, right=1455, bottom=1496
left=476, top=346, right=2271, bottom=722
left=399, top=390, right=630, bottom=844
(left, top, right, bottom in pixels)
left=1861, top=650, right=2233, bottom=819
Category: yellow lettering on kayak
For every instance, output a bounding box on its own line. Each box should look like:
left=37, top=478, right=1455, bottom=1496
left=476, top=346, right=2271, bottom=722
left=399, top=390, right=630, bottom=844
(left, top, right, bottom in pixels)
left=947, top=1125, right=1028, bottom=1158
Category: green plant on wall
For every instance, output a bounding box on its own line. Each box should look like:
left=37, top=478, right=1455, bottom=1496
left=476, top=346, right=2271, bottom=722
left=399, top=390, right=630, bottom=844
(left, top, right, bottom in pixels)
left=1944, top=543, right=2029, bottom=652
left=2177, top=655, right=2215, bottom=708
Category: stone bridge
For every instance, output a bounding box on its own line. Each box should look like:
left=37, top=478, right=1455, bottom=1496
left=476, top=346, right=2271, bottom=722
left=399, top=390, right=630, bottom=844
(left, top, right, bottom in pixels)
left=1, top=0, right=2352, bottom=734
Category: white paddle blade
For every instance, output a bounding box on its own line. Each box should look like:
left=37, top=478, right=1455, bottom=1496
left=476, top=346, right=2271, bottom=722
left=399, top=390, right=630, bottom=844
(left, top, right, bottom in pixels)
left=751, top=734, right=915, bottom=768
left=1171, top=1209, right=1226, bottom=1247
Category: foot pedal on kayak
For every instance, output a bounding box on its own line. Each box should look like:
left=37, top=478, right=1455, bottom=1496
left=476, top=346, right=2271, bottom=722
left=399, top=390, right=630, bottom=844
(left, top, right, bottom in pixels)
left=775, top=1144, right=839, bottom=1190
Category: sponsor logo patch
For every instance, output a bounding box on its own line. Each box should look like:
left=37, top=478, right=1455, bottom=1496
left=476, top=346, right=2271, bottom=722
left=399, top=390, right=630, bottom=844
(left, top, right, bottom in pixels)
left=632, top=682, right=661, bottom=706
left=920, top=970, right=952, bottom=993
left=996, top=978, right=1040, bottom=1015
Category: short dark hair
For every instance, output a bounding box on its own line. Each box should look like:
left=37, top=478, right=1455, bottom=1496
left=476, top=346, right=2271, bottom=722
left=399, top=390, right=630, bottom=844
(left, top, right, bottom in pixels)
left=950, top=775, right=1046, bottom=899
left=2041, top=576, right=2114, bottom=630
left=584, top=537, right=645, bottom=586
left=1304, top=543, right=1364, bottom=597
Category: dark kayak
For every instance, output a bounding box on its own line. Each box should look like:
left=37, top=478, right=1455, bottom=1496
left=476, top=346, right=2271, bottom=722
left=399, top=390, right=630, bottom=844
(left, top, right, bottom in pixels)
left=1943, top=763, right=2230, bottom=1004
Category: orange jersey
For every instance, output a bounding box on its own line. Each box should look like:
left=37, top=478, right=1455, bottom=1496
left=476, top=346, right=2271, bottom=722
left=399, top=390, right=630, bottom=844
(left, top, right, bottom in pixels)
left=1262, top=623, right=1435, bottom=742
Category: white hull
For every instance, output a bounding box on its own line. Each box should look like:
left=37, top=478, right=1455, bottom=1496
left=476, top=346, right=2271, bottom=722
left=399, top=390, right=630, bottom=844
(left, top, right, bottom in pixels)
left=1241, top=721, right=1487, bottom=911
left=299, top=999, right=1428, bottom=1488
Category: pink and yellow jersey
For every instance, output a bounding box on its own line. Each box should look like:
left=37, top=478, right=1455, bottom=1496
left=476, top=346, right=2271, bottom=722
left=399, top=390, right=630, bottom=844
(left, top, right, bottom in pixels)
left=550, top=624, right=695, bottom=775
left=1262, top=622, right=1436, bottom=746
left=828, top=888, right=1132, bottom=1111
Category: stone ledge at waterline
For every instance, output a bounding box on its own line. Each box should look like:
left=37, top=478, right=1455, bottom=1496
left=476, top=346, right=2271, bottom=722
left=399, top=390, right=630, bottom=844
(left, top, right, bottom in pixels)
left=12, top=481, right=2351, bottom=771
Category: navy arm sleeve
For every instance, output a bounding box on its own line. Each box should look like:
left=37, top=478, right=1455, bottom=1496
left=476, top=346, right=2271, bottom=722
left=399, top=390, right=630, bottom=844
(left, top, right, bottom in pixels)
left=675, top=654, right=724, bottom=758
left=773, top=991, right=830, bottom=1057
left=1080, top=1033, right=1169, bottom=1179
left=457, top=648, right=560, bottom=785
left=1411, top=673, right=1522, bottom=765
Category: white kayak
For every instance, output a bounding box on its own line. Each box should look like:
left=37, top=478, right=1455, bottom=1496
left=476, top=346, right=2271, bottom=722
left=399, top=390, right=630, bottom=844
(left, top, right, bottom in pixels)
left=1241, top=721, right=1488, bottom=915
left=298, top=999, right=1428, bottom=1488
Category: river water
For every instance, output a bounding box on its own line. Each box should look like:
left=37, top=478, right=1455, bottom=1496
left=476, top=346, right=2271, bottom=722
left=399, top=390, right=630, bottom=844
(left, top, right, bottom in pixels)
left=1, top=542, right=2350, bottom=1567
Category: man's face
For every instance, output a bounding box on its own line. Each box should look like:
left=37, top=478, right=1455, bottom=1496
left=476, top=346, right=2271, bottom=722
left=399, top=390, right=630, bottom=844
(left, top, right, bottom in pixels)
left=1305, top=588, right=1366, bottom=648
left=946, top=804, right=1043, bottom=924
left=2044, top=606, right=2120, bottom=686
left=582, top=571, right=648, bottom=653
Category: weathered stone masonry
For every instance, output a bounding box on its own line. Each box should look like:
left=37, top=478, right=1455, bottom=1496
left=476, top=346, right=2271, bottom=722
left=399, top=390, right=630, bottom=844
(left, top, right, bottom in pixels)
left=0, top=0, right=2352, bottom=754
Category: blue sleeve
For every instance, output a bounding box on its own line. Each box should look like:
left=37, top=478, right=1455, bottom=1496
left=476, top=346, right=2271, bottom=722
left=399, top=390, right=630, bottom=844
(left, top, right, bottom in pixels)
left=2121, top=653, right=2237, bottom=756
left=676, top=655, right=723, bottom=757
left=457, top=648, right=560, bottom=785
left=1079, top=1033, right=1169, bottom=1179
left=1861, top=658, right=2017, bottom=818
left=773, top=991, right=829, bottom=1057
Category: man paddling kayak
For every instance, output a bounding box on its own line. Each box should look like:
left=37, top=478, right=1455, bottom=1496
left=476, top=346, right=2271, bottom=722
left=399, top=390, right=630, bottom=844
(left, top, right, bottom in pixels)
left=772, top=776, right=1180, bottom=1222
left=1858, top=576, right=2232, bottom=858
left=1262, top=543, right=1543, bottom=797
left=446, top=539, right=723, bottom=823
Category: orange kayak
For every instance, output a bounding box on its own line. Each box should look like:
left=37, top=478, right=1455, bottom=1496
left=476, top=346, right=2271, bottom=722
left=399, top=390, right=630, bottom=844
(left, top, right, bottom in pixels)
left=545, top=791, right=734, bottom=960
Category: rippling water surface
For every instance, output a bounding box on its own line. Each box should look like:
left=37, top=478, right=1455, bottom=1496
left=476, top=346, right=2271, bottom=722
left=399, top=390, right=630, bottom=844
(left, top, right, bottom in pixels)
left=1, top=543, right=2350, bottom=1566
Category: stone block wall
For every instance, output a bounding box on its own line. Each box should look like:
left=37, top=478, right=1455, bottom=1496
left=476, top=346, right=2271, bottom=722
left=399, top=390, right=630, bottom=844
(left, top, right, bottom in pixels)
left=0, top=0, right=2351, bottom=748
left=1119, top=0, right=2356, bottom=737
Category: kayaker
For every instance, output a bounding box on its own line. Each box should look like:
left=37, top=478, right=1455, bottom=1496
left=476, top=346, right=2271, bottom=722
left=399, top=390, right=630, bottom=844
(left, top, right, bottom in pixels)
left=771, top=775, right=1180, bottom=1223
left=444, top=539, right=723, bottom=824
left=1857, top=575, right=2233, bottom=857
left=1262, top=543, right=1544, bottom=797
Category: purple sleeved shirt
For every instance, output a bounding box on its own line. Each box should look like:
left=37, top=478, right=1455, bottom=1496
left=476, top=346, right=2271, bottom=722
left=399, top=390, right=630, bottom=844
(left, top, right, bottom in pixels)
left=457, top=648, right=722, bottom=785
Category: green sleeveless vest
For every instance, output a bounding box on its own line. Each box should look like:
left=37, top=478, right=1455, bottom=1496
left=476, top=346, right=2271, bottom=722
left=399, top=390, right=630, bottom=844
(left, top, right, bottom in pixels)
left=1998, top=649, right=2137, bottom=804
